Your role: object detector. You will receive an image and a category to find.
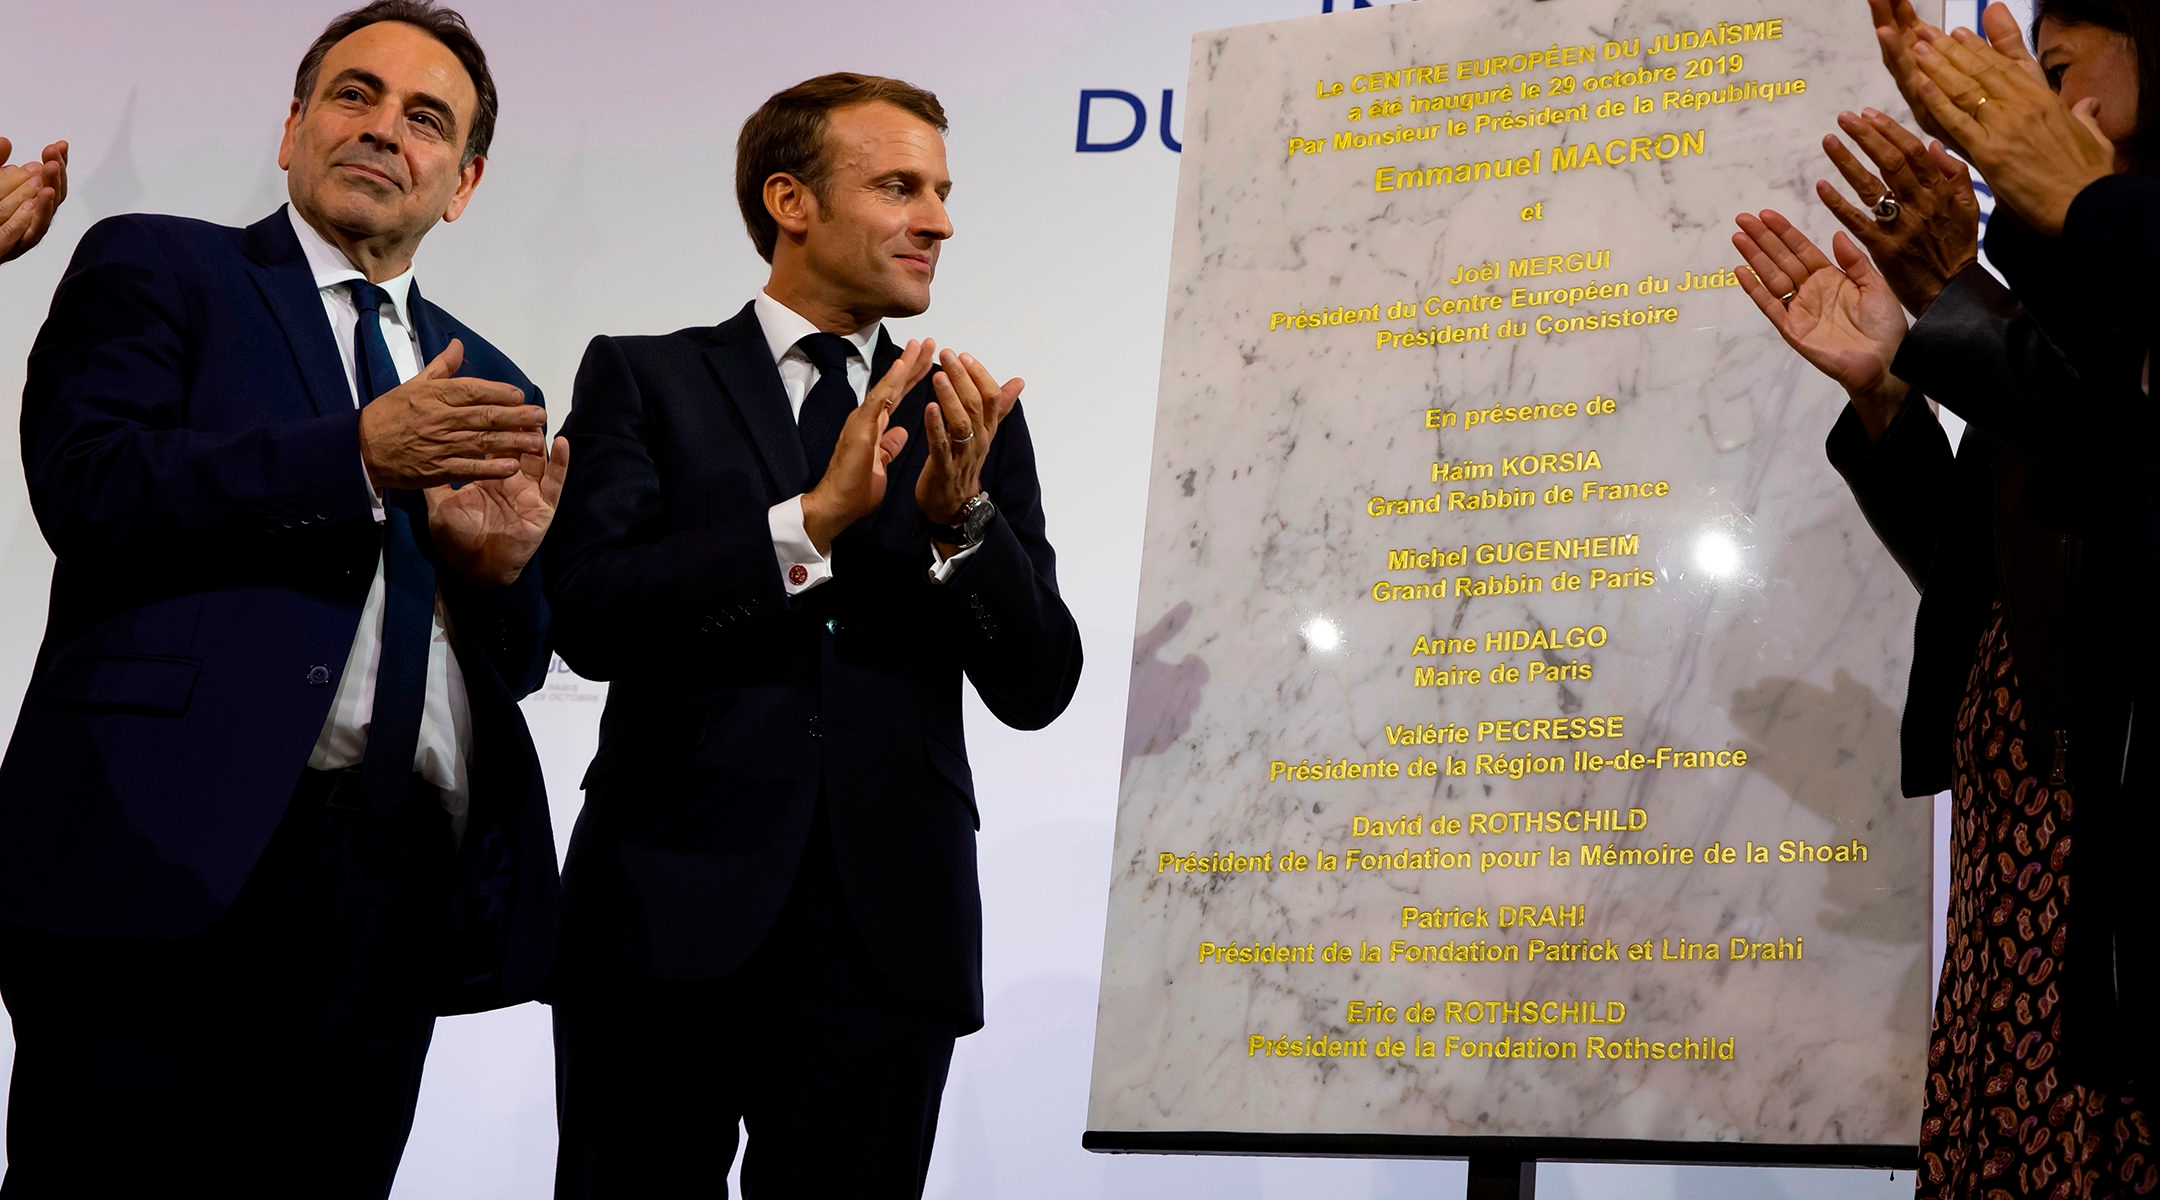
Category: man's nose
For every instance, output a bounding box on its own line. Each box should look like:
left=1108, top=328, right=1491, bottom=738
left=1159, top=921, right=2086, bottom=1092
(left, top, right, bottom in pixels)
left=357, top=100, right=402, bottom=152
left=916, top=196, right=954, bottom=242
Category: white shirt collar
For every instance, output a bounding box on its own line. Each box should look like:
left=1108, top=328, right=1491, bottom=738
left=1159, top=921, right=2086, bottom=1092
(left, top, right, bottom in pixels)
left=287, top=205, right=416, bottom=327
left=753, top=290, right=882, bottom=368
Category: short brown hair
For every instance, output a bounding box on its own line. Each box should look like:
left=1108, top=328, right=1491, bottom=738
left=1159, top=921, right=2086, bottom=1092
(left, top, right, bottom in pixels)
left=735, top=73, right=949, bottom=263
left=294, top=0, right=498, bottom=164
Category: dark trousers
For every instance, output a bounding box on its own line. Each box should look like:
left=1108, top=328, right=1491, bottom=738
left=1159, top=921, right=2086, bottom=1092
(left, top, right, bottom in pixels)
left=553, top=810, right=958, bottom=1199
left=0, top=771, right=455, bottom=1200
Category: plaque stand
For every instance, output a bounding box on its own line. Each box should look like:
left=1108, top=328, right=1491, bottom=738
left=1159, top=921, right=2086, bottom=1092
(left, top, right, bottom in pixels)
left=1467, top=1154, right=1536, bottom=1200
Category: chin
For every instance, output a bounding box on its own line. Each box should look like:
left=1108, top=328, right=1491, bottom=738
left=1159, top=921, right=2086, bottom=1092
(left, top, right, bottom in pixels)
left=307, top=182, right=400, bottom=234
left=884, top=285, right=933, bottom=319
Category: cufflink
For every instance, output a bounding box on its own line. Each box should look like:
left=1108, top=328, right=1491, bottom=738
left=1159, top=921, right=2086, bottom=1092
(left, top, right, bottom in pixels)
left=788, top=564, right=809, bottom=586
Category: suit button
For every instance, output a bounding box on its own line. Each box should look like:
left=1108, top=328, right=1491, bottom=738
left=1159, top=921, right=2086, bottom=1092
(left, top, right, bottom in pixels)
left=807, top=715, right=823, bottom=739
left=306, top=665, right=332, bottom=687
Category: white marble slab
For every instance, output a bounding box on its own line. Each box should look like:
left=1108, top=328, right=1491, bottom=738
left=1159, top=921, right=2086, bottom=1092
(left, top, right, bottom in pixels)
left=1090, top=0, right=1939, bottom=1154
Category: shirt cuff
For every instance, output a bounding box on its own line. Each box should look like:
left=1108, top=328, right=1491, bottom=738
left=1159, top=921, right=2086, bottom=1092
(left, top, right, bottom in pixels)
left=927, top=540, right=983, bottom=584
left=360, top=450, right=385, bottom=524
left=770, top=497, right=832, bottom=594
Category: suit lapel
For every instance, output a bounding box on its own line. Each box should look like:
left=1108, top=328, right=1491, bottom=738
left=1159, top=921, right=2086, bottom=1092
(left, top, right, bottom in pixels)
left=407, top=279, right=450, bottom=365
left=242, top=207, right=352, bottom=420
left=703, top=303, right=808, bottom=495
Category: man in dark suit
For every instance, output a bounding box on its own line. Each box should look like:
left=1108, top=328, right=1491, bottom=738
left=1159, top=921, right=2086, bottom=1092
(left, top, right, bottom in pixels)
left=0, top=4, right=567, bottom=1196
left=545, top=73, right=1084, bottom=1196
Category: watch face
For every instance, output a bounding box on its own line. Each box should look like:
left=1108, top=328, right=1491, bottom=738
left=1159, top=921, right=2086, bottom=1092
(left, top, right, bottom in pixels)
left=963, top=494, right=994, bottom=540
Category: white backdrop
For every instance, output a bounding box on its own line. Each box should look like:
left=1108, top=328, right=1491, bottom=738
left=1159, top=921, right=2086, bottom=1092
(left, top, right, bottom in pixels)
left=0, top=1, right=2011, bottom=1195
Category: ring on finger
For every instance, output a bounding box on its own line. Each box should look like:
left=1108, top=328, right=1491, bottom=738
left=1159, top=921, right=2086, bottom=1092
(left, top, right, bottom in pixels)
left=1873, top=194, right=1902, bottom=224
left=951, top=431, right=975, bottom=445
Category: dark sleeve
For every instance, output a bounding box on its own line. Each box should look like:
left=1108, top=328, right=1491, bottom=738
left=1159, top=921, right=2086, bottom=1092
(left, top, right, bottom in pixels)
left=541, top=335, right=788, bottom=682
left=2063, top=174, right=2160, bottom=327
left=1889, top=261, right=2122, bottom=462
left=20, top=216, right=377, bottom=569
left=934, top=402, right=1084, bottom=731
left=1824, top=390, right=1957, bottom=594
left=445, top=564, right=552, bottom=701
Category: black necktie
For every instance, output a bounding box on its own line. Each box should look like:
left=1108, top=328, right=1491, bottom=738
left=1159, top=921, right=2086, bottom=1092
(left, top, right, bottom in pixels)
left=348, top=280, right=435, bottom=817
left=795, top=333, right=859, bottom=491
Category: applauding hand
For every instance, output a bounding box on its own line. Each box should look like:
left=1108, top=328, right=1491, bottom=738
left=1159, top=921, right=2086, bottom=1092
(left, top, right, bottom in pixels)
left=801, top=339, right=936, bottom=553
left=917, top=350, right=1022, bottom=536
left=0, top=138, right=69, bottom=266
left=1733, top=210, right=1912, bottom=439
left=1815, top=109, right=1979, bottom=315
left=428, top=437, right=571, bottom=588
left=359, top=339, right=549, bottom=489
left=1903, top=12, right=2115, bottom=235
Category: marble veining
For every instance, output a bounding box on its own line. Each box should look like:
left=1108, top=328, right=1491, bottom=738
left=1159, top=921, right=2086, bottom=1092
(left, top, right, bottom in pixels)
left=1090, top=0, right=1939, bottom=1152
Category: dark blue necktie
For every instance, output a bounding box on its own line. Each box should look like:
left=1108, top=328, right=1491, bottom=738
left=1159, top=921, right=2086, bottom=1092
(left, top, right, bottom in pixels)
left=795, top=333, right=859, bottom=491
left=348, top=280, right=435, bottom=817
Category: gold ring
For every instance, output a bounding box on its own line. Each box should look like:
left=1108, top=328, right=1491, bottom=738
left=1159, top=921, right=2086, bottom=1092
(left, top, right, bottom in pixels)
left=1777, top=289, right=1798, bottom=305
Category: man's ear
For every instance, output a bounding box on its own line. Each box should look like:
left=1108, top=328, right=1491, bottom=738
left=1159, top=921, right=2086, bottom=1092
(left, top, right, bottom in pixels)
left=765, top=173, right=818, bottom=241
left=277, top=98, right=304, bottom=171
left=442, top=155, right=486, bottom=223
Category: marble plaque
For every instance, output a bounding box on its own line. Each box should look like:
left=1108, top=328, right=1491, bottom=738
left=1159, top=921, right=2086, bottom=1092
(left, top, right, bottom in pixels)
left=1090, top=0, right=1940, bottom=1157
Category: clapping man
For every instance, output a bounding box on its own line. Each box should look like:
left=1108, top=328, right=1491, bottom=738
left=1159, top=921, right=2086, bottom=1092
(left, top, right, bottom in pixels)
left=0, top=138, right=68, bottom=265
left=545, top=73, right=1084, bottom=1196
left=0, top=4, right=565, bottom=1195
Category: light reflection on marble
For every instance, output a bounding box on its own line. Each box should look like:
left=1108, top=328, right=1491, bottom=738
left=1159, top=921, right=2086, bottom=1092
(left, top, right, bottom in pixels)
left=1090, top=0, right=1940, bottom=1153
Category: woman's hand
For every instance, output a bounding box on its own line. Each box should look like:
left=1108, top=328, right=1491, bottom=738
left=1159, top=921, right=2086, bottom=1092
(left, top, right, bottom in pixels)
left=1869, top=0, right=2043, bottom=159
left=1733, top=210, right=1913, bottom=439
left=1904, top=13, right=2115, bottom=235
left=1816, top=109, right=1979, bottom=316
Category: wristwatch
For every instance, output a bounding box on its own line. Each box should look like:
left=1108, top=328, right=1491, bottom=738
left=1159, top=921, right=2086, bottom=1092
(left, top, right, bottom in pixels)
left=927, top=492, right=995, bottom=549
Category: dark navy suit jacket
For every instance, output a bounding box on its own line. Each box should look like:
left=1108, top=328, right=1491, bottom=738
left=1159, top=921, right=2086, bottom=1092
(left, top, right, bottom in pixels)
left=543, top=304, right=1083, bottom=1031
left=0, top=207, right=560, bottom=1014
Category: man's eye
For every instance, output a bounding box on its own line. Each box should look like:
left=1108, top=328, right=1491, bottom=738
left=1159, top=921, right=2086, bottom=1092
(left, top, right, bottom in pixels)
left=2046, top=65, right=2068, bottom=90
left=412, top=113, right=441, bottom=132
left=339, top=88, right=367, bottom=103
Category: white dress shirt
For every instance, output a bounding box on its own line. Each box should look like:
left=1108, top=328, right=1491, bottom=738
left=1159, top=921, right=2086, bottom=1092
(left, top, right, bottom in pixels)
left=753, top=290, right=981, bottom=591
left=290, top=207, right=473, bottom=819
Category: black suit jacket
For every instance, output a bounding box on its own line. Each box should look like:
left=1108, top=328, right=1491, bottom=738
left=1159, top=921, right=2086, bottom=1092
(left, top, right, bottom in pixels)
left=0, top=208, right=562, bottom=1014
left=1827, top=211, right=2155, bottom=1084
left=543, top=302, right=1082, bottom=1030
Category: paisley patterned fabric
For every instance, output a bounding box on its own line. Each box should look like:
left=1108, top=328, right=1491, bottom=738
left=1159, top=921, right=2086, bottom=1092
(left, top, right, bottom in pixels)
left=1919, top=603, right=2157, bottom=1199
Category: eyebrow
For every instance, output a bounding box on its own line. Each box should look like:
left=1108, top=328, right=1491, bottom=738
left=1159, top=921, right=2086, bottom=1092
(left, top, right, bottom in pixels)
left=321, top=67, right=462, bottom=138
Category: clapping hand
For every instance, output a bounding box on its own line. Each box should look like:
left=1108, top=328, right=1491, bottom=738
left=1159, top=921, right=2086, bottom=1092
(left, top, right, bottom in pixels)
left=0, top=138, right=68, bottom=265
left=1733, top=210, right=1913, bottom=439
left=916, top=349, right=1022, bottom=535
left=1815, top=109, right=1979, bottom=315
left=1904, top=12, right=2115, bottom=236
left=359, top=339, right=549, bottom=489
left=427, top=435, right=571, bottom=588
left=801, top=339, right=936, bottom=554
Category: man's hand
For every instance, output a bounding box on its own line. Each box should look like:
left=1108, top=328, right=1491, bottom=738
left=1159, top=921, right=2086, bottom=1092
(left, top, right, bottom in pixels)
left=1733, top=209, right=1913, bottom=439
left=1906, top=18, right=2116, bottom=236
left=0, top=138, right=69, bottom=266
left=1816, top=109, right=1979, bottom=316
left=801, top=338, right=934, bottom=554
left=358, top=339, right=548, bottom=489
left=916, top=349, right=1023, bottom=537
left=427, top=437, right=570, bottom=588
